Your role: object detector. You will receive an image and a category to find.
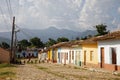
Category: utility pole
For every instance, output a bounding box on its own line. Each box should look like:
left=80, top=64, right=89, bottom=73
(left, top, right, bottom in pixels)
left=14, top=29, right=20, bottom=61
left=10, top=16, right=15, bottom=63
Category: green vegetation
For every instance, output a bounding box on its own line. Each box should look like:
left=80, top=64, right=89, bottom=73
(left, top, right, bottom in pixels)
left=57, top=37, right=69, bottom=43
left=30, top=37, right=44, bottom=48
left=0, top=64, right=16, bottom=79
left=45, top=38, right=56, bottom=47
left=38, top=66, right=48, bottom=70
left=0, top=71, right=15, bottom=76
left=94, top=24, right=109, bottom=36
left=0, top=63, right=15, bottom=68
left=0, top=42, right=10, bottom=49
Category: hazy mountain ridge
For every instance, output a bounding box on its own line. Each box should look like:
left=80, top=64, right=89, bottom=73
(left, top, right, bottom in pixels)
left=0, top=37, right=10, bottom=44
left=0, top=27, right=97, bottom=42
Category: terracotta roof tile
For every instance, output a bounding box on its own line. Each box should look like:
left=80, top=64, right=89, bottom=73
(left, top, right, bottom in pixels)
left=94, top=30, right=120, bottom=41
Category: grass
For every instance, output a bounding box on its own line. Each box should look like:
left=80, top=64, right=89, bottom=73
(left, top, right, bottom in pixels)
left=38, top=66, right=48, bottom=70
left=0, top=63, right=15, bottom=68
left=0, top=71, right=15, bottom=76
left=0, top=63, right=16, bottom=79
left=74, top=66, right=80, bottom=69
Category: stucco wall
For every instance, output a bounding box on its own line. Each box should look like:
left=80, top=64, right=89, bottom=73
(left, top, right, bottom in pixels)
left=0, top=48, right=10, bottom=63
left=98, top=39, right=120, bottom=65
left=82, top=43, right=98, bottom=64
left=59, top=47, right=70, bottom=64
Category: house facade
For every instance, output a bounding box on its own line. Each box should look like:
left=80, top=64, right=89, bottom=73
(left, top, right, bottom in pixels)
left=47, top=48, right=52, bottom=62
left=81, top=38, right=98, bottom=68
left=38, top=49, right=47, bottom=62
left=57, top=47, right=70, bottom=64
left=70, top=44, right=82, bottom=66
left=0, top=48, right=10, bottom=63
left=47, top=41, right=83, bottom=65
left=95, top=31, right=120, bottom=71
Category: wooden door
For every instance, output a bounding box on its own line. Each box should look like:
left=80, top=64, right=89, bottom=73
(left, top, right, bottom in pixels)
left=101, top=47, right=104, bottom=68
left=111, top=48, right=116, bottom=64
left=84, top=51, right=86, bottom=65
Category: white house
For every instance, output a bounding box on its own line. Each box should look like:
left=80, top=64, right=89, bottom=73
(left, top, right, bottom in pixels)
left=95, top=31, right=120, bottom=71
left=56, top=41, right=82, bottom=65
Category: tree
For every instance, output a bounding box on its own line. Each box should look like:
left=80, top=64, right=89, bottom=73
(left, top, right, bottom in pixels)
left=81, top=36, right=87, bottom=40
left=87, top=35, right=92, bottom=38
left=94, top=24, right=109, bottom=36
left=76, top=37, right=80, bottom=40
left=1, top=42, right=10, bottom=49
left=57, top=37, right=69, bottom=43
left=45, top=38, right=56, bottom=47
left=30, top=37, right=44, bottom=48
left=18, top=39, right=31, bottom=50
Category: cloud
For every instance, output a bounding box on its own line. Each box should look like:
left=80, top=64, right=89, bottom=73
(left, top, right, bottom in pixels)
left=0, top=0, right=120, bottom=32
left=79, top=0, right=120, bottom=30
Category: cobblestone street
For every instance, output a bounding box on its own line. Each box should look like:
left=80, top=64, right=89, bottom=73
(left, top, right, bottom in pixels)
left=12, top=63, right=120, bottom=80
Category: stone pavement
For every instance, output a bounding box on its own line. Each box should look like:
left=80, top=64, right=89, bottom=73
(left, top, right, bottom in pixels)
left=6, top=63, right=120, bottom=80
left=15, top=64, right=63, bottom=80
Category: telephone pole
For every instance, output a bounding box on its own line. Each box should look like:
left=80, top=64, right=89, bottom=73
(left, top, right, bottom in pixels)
left=10, top=16, right=15, bottom=63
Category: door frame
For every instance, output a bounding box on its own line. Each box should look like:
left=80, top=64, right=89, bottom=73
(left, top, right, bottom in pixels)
left=100, top=47, right=104, bottom=68
left=84, top=51, right=86, bottom=65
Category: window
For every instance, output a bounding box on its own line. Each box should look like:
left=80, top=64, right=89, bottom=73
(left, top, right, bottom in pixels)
left=90, top=51, right=93, bottom=61
left=72, top=51, right=74, bottom=60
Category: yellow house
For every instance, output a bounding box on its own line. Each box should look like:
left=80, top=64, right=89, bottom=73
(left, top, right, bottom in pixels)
left=47, top=48, right=52, bottom=61
left=81, top=38, right=98, bottom=68
left=47, top=44, right=59, bottom=63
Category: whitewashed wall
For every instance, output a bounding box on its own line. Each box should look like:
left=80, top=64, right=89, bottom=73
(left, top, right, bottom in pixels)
left=71, top=47, right=82, bottom=64
left=98, top=39, right=120, bottom=65
left=58, top=48, right=70, bottom=64
left=57, top=47, right=82, bottom=65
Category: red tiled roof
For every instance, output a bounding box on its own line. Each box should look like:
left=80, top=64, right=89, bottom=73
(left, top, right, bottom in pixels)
left=94, top=30, right=120, bottom=41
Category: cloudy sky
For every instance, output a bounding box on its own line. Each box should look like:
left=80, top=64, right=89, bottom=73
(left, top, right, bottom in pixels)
left=0, top=0, right=120, bottom=32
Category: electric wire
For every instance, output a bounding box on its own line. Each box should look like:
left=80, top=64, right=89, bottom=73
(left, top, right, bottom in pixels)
left=15, top=25, right=33, bottom=39
left=5, top=0, right=13, bottom=21
left=0, top=4, right=11, bottom=32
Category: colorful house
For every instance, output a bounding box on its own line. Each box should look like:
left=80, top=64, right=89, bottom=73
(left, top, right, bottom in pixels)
left=95, top=31, right=120, bottom=71
left=70, top=41, right=82, bottom=66
left=53, top=42, right=70, bottom=64
left=47, top=42, right=72, bottom=64
left=0, top=48, right=10, bottom=63
left=38, top=49, right=47, bottom=62
left=81, top=38, right=98, bottom=68
left=47, top=41, right=83, bottom=65
left=47, top=48, right=53, bottom=62
left=47, top=39, right=98, bottom=68
left=47, top=44, right=60, bottom=63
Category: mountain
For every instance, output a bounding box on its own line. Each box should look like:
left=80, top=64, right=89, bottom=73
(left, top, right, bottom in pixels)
left=0, top=27, right=97, bottom=42
left=0, top=37, right=10, bottom=44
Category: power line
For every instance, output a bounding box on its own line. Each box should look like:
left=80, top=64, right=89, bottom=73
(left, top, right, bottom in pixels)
left=8, top=0, right=13, bottom=15
left=5, top=0, right=13, bottom=20
left=15, top=25, right=33, bottom=39
left=0, top=4, right=11, bottom=32
left=16, top=0, right=20, bottom=18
